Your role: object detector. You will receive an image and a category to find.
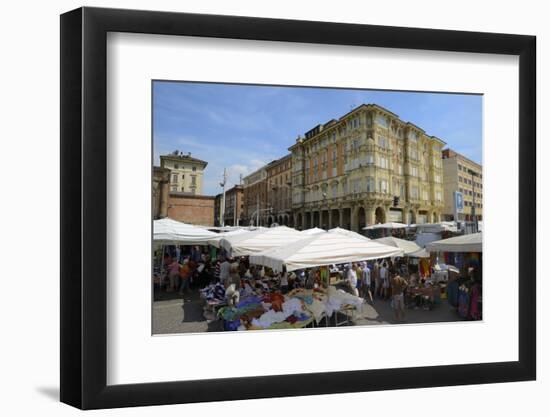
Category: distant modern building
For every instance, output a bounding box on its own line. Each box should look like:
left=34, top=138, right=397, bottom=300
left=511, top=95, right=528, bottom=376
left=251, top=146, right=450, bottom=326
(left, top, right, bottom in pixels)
left=242, top=167, right=269, bottom=226
left=442, top=148, right=483, bottom=222
left=223, top=185, right=244, bottom=226
left=160, top=150, right=207, bottom=195
left=266, top=154, right=293, bottom=226
left=288, top=103, right=446, bottom=231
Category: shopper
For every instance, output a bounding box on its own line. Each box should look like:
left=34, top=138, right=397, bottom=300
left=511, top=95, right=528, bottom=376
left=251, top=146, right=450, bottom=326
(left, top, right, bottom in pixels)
left=362, top=262, right=373, bottom=303
left=219, top=257, right=231, bottom=285
left=347, top=263, right=359, bottom=297
left=380, top=262, right=389, bottom=299
left=280, top=266, right=289, bottom=294
left=373, top=261, right=381, bottom=298
left=390, top=272, right=408, bottom=321
left=168, top=257, right=180, bottom=292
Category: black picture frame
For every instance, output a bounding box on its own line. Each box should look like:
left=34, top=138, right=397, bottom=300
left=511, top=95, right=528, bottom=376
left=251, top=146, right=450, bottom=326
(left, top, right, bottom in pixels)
left=60, top=6, right=536, bottom=410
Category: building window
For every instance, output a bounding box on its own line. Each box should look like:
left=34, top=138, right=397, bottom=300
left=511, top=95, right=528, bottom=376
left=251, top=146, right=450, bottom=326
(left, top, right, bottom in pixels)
left=171, top=186, right=177, bottom=191
left=376, top=115, right=388, bottom=128
left=191, top=176, right=196, bottom=185
left=379, top=179, right=388, bottom=194
left=171, top=174, right=178, bottom=183
left=410, top=186, right=419, bottom=199
left=174, top=164, right=179, bottom=169
left=181, top=186, right=185, bottom=192
left=366, top=177, right=375, bottom=192
left=192, top=166, right=197, bottom=172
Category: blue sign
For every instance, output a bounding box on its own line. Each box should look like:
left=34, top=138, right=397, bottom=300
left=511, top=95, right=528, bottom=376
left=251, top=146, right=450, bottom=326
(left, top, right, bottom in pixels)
left=454, top=191, right=464, bottom=213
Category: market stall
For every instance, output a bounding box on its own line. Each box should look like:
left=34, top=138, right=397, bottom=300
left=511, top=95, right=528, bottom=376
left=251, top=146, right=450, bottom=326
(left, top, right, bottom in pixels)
left=426, top=233, right=482, bottom=320
left=249, top=230, right=404, bottom=272
left=426, top=232, right=482, bottom=253
left=328, top=227, right=370, bottom=240
left=301, top=227, right=327, bottom=235
left=219, top=225, right=306, bottom=257
left=153, top=217, right=218, bottom=245
left=373, top=236, right=421, bottom=256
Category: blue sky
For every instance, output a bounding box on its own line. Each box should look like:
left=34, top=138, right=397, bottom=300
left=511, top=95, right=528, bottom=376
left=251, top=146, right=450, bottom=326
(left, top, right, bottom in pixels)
left=153, top=81, right=482, bottom=195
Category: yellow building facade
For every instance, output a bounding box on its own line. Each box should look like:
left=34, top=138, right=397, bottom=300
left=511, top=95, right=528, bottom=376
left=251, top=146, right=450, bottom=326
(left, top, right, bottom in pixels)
left=289, top=104, right=446, bottom=231
left=160, top=151, right=207, bottom=195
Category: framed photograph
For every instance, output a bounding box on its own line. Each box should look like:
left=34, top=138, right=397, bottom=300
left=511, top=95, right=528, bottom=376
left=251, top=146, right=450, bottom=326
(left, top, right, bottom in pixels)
left=60, top=6, right=536, bottom=410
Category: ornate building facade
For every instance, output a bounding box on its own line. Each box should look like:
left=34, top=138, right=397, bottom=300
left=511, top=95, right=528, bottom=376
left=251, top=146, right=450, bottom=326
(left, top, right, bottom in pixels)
left=289, top=104, right=446, bottom=232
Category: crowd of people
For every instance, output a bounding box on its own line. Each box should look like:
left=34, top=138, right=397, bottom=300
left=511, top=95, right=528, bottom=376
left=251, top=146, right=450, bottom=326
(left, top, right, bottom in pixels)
left=156, top=245, right=482, bottom=324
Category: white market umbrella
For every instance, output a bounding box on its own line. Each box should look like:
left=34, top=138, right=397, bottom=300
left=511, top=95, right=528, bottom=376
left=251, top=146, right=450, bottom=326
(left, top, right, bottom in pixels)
left=373, top=236, right=421, bottom=256
left=426, top=232, right=482, bottom=253
left=328, top=227, right=370, bottom=240
left=219, top=225, right=306, bottom=257
left=249, top=231, right=404, bottom=272
left=301, top=227, right=327, bottom=235
left=363, top=222, right=409, bottom=230
left=153, top=218, right=218, bottom=245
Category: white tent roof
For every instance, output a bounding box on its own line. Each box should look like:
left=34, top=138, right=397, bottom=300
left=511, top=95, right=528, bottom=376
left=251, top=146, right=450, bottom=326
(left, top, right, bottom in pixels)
left=414, top=222, right=458, bottom=233
left=408, top=248, right=431, bottom=258
left=426, top=232, right=482, bottom=253
left=153, top=218, right=218, bottom=245
left=301, top=227, right=327, bottom=235
left=363, top=222, right=409, bottom=230
left=249, top=231, right=404, bottom=272
left=207, top=229, right=251, bottom=248
left=219, top=226, right=306, bottom=256
left=328, top=227, right=370, bottom=240
left=373, top=236, right=421, bottom=256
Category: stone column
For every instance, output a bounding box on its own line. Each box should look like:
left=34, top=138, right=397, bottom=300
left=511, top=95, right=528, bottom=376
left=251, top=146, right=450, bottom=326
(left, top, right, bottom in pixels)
left=338, top=208, right=344, bottom=229
left=302, top=211, right=307, bottom=230
left=402, top=206, right=409, bottom=224
left=354, top=206, right=360, bottom=230
left=328, top=209, right=334, bottom=229
left=365, top=206, right=375, bottom=226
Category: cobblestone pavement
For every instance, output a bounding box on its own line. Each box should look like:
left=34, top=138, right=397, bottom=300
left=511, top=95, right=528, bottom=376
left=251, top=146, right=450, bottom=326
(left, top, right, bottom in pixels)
left=152, top=289, right=465, bottom=335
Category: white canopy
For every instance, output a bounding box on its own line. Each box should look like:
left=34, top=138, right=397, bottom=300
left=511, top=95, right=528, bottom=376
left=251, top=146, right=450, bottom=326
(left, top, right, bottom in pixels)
left=207, top=229, right=251, bottom=248
left=328, top=227, right=370, bottom=240
left=219, top=226, right=306, bottom=257
left=408, top=248, right=431, bottom=258
left=363, top=222, right=409, bottom=230
left=301, top=227, right=327, bottom=235
left=373, top=236, right=421, bottom=256
left=249, top=231, right=404, bottom=272
left=414, top=222, right=458, bottom=233
left=426, top=232, right=482, bottom=253
left=153, top=218, right=218, bottom=245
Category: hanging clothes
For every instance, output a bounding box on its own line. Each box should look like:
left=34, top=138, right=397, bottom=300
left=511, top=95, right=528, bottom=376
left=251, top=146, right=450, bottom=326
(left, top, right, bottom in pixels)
left=469, top=283, right=482, bottom=320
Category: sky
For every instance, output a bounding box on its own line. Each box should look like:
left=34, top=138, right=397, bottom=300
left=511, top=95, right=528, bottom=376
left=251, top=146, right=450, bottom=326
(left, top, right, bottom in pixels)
left=153, top=81, right=482, bottom=196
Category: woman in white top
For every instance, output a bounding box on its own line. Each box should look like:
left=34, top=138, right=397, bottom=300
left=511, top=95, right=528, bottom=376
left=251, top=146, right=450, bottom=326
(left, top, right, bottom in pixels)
left=362, top=262, right=373, bottom=303
left=346, top=263, right=359, bottom=297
